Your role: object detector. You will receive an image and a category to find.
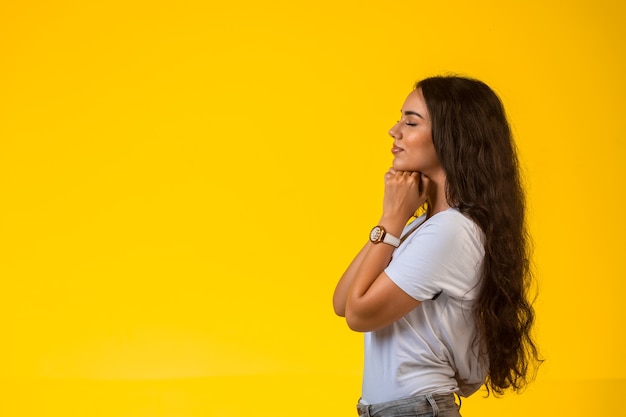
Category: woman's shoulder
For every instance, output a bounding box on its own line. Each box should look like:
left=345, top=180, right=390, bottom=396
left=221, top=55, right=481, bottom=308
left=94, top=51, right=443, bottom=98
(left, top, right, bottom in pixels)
left=411, top=208, right=485, bottom=254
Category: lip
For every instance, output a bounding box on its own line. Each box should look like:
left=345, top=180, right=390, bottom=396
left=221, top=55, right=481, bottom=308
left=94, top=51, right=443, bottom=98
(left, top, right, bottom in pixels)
left=391, top=145, right=404, bottom=154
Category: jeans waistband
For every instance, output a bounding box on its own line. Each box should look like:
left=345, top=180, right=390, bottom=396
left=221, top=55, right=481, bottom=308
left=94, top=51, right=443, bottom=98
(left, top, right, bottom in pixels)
left=356, top=393, right=458, bottom=417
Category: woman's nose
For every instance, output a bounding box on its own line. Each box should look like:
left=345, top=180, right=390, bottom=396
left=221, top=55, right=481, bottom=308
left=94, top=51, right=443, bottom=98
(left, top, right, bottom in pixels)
left=389, top=122, right=400, bottom=139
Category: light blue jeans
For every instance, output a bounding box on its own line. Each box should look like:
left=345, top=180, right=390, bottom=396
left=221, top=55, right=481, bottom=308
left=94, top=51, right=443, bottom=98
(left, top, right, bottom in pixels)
left=356, top=393, right=461, bottom=417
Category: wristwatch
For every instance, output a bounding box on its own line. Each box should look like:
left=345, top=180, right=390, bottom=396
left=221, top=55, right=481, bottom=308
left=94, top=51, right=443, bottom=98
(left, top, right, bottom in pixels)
left=369, top=225, right=400, bottom=248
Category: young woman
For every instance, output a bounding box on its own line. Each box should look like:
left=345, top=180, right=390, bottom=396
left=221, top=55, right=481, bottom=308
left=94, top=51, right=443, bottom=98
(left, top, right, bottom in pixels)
left=333, top=76, right=541, bottom=417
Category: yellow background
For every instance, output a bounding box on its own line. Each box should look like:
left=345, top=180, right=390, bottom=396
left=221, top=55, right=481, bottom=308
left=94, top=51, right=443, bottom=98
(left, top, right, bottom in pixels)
left=1, top=0, right=624, bottom=415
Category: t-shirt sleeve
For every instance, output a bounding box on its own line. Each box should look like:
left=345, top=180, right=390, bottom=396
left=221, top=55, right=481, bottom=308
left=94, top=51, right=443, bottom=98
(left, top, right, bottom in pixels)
left=384, top=210, right=485, bottom=301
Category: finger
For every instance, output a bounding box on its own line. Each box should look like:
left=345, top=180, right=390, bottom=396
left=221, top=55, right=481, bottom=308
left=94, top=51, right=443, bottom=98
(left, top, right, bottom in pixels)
left=400, top=171, right=418, bottom=183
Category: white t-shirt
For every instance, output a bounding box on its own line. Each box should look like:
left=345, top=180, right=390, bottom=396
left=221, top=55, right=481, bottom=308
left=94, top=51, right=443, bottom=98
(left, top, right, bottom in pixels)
left=361, top=208, right=487, bottom=405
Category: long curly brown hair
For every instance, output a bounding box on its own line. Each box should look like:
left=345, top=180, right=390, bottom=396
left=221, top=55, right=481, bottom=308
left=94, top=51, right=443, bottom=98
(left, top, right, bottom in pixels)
left=417, top=75, right=542, bottom=395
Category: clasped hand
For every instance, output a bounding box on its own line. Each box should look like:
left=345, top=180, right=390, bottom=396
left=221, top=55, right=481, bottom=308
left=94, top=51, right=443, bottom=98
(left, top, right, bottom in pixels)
left=382, top=168, right=430, bottom=223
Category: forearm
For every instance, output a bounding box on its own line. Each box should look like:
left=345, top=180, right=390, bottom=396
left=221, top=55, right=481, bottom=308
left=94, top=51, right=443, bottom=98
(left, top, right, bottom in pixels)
left=333, top=216, right=405, bottom=317
left=333, top=242, right=370, bottom=316
left=345, top=218, right=405, bottom=319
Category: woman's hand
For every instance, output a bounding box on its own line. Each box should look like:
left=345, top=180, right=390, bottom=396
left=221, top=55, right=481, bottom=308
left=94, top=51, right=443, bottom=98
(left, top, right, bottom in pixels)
left=382, top=168, right=430, bottom=224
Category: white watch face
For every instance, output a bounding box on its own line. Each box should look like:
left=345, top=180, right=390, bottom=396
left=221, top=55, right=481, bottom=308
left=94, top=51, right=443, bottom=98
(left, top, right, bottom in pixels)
left=370, top=226, right=382, bottom=242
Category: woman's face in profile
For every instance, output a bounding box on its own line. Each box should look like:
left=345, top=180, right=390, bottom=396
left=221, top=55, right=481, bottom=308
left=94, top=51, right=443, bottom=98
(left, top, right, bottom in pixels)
left=388, top=89, right=441, bottom=175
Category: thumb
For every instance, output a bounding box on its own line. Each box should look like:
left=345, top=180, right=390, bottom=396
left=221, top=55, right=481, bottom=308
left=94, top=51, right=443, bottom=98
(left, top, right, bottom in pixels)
left=419, top=173, right=431, bottom=196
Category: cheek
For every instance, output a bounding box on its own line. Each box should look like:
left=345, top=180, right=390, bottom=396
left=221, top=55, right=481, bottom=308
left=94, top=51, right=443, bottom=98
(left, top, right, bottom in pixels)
left=421, top=140, right=438, bottom=160
left=423, top=147, right=441, bottom=167
left=410, top=140, right=435, bottom=159
left=393, top=136, right=439, bottom=170
left=408, top=142, right=440, bottom=171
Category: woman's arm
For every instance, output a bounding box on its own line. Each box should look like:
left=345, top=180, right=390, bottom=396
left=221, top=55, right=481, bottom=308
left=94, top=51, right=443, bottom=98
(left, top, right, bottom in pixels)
left=332, top=242, right=370, bottom=317
left=333, top=169, right=430, bottom=332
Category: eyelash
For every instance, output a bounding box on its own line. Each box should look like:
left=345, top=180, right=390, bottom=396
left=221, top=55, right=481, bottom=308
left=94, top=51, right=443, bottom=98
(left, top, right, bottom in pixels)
left=396, top=120, right=418, bottom=127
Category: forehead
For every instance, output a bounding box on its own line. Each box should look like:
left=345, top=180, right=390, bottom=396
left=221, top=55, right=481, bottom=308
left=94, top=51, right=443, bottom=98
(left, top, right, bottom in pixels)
left=401, top=89, right=430, bottom=120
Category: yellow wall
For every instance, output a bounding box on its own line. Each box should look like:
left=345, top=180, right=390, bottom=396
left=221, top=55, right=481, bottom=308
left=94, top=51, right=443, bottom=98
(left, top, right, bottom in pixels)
left=1, top=0, right=624, bottom=415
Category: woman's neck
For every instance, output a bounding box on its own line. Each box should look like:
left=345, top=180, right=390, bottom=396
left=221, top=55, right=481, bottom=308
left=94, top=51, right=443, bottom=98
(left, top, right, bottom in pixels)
left=427, top=174, right=450, bottom=216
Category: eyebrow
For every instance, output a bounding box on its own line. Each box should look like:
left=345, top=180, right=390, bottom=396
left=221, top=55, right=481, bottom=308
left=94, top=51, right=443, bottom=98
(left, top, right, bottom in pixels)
left=403, top=110, right=425, bottom=119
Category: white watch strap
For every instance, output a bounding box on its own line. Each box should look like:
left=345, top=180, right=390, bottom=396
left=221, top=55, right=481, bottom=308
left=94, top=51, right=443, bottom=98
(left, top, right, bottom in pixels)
left=383, top=232, right=401, bottom=248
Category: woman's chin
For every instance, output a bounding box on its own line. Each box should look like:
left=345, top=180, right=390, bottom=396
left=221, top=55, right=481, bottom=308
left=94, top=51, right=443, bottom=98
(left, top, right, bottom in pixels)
left=392, top=160, right=417, bottom=172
